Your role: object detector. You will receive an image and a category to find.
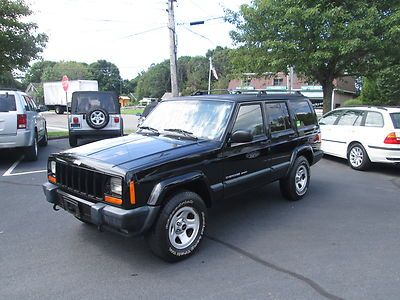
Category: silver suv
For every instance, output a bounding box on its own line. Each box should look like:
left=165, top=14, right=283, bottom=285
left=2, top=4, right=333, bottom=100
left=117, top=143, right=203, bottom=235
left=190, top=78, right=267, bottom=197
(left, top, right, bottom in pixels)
left=68, top=91, right=123, bottom=147
left=0, top=89, right=48, bottom=161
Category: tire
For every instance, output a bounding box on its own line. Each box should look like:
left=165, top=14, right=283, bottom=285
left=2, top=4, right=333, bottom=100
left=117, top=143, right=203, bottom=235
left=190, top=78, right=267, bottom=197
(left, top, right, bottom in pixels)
left=55, top=106, right=64, bottom=115
left=69, top=135, right=78, bottom=147
left=25, top=135, right=38, bottom=161
left=38, top=128, right=48, bottom=147
left=146, top=190, right=207, bottom=262
left=347, top=143, right=371, bottom=171
left=86, top=108, right=109, bottom=129
left=280, top=156, right=310, bottom=201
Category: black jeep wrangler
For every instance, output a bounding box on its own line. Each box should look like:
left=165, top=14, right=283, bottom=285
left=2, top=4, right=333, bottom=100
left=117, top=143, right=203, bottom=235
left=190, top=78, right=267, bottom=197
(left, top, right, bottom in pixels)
left=43, top=93, right=323, bottom=261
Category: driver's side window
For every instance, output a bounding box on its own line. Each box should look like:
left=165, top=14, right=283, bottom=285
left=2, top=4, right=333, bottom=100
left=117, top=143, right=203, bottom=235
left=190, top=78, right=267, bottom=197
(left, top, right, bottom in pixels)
left=232, top=104, right=265, bottom=137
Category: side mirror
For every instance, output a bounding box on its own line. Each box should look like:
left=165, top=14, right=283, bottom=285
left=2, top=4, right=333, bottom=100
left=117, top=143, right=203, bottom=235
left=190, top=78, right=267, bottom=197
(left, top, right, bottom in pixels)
left=230, top=130, right=253, bottom=143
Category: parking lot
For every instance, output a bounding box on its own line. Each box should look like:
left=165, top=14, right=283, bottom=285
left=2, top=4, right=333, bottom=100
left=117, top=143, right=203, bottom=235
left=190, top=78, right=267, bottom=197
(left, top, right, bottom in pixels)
left=1, top=139, right=400, bottom=299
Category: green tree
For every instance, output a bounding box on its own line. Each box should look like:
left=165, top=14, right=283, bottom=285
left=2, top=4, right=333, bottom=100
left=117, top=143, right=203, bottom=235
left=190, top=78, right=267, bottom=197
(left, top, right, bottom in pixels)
left=228, top=0, right=400, bottom=112
left=0, top=0, right=47, bottom=73
left=136, top=60, right=170, bottom=99
left=23, top=60, right=56, bottom=85
left=41, top=61, right=92, bottom=82
left=89, top=60, right=122, bottom=94
left=359, top=65, right=400, bottom=105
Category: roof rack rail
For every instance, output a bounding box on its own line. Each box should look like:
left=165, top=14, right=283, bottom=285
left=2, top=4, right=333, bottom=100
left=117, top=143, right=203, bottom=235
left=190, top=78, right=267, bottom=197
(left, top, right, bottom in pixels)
left=343, top=105, right=388, bottom=111
left=191, top=89, right=231, bottom=96
left=0, top=87, right=20, bottom=91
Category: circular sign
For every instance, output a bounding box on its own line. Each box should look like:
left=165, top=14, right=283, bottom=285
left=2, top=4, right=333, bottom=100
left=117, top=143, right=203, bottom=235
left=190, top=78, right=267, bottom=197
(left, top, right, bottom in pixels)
left=61, top=75, right=69, bottom=92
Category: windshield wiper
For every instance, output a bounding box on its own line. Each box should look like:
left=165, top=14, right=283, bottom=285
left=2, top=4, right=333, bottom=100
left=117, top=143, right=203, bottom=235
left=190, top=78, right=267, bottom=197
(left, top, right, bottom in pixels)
left=137, top=126, right=159, bottom=135
left=163, top=128, right=198, bottom=140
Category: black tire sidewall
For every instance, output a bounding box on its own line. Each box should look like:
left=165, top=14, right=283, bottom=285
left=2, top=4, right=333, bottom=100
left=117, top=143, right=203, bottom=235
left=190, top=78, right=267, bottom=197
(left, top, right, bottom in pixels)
left=148, top=191, right=207, bottom=261
left=69, top=135, right=78, bottom=147
left=25, top=135, right=38, bottom=161
left=347, top=143, right=370, bottom=171
left=281, top=156, right=310, bottom=201
left=86, top=108, right=109, bottom=129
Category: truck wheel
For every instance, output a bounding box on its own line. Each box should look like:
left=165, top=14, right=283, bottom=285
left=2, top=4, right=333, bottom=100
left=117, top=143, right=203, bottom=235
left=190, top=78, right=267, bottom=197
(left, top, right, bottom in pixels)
left=38, top=128, right=48, bottom=147
left=146, top=190, right=207, bottom=262
left=55, top=106, right=64, bottom=115
left=25, top=135, right=38, bottom=161
left=69, top=135, right=78, bottom=147
left=280, top=156, right=310, bottom=201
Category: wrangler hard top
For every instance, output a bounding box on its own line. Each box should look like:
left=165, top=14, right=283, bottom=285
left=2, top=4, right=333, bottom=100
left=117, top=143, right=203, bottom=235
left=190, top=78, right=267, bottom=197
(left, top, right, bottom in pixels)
left=43, top=92, right=323, bottom=261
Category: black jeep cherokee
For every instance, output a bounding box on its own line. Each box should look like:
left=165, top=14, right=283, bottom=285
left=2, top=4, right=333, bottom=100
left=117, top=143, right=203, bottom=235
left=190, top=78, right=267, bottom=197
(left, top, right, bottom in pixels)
left=43, top=93, right=323, bottom=261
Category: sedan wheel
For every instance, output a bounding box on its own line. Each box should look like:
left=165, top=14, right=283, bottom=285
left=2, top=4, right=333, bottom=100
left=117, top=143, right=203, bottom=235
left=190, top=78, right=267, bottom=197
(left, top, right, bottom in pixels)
left=347, top=143, right=371, bottom=171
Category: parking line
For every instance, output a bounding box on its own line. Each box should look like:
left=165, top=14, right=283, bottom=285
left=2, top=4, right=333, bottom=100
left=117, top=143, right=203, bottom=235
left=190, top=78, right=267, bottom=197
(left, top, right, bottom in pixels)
left=2, top=156, right=47, bottom=177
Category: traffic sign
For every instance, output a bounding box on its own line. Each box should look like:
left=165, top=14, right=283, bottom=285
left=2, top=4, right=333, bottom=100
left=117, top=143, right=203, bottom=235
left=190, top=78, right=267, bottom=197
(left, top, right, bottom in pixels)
left=62, top=75, right=69, bottom=92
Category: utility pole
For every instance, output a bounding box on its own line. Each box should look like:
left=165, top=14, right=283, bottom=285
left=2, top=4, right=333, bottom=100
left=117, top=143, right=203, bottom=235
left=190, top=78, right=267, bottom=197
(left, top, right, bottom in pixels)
left=168, top=0, right=179, bottom=97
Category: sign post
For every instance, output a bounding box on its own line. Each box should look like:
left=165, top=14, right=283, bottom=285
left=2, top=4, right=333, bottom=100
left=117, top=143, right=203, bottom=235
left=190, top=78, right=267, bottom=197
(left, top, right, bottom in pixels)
left=61, top=75, right=69, bottom=112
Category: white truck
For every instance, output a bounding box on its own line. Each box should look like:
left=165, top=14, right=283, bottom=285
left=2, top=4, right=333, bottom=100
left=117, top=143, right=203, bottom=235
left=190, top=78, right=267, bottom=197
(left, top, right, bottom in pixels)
left=43, top=80, right=98, bottom=114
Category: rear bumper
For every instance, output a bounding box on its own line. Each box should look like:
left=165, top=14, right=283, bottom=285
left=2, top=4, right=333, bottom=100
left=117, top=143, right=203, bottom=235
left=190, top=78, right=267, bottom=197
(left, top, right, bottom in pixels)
left=0, top=130, right=33, bottom=149
left=312, top=149, right=324, bottom=165
left=69, top=129, right=121, bottom=137
left=367, top=145, right=400, bottom=164
left=42, top=182, right=160, bottom=236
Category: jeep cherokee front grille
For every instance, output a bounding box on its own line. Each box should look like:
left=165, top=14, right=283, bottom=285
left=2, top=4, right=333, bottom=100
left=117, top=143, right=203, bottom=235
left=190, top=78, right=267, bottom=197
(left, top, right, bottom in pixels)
left=56, top=162, right=107, bottom=201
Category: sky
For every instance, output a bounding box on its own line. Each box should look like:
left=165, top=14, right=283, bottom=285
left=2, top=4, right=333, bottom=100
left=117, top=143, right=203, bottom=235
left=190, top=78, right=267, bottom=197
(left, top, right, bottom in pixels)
left=27, top=0, right=249, bottom=79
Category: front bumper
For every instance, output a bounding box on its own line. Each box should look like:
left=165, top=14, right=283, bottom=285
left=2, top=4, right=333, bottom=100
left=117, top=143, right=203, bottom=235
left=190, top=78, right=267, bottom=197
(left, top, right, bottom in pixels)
left=42, top=182, right=159, bottom=236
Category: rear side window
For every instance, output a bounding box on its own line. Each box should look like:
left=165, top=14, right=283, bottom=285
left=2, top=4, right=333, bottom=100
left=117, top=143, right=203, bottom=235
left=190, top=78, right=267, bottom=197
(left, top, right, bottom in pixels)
left=232, top=104, right=265, bottom=136
left=290, top=101, right=316, bottom=128
left=319, top=110, right=343, bottom=125
left=265, top=102, right=291, bottom=132
left=337, top=110, right=364, bottom=126
left=0, top=94, right=16, bottom=112
left=390, top=113, right=400, bottom=129
left=365, top=112, right=384, bottom=127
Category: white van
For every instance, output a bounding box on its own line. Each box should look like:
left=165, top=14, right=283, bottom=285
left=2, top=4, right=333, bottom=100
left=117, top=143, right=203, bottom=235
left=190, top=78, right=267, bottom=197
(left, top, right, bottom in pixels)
left=319, top=106, right=400, bottom=170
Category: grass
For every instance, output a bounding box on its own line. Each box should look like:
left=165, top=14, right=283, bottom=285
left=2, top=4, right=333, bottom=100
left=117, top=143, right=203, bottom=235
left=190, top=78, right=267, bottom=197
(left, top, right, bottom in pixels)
left=48, top=131, right=69, bottom=139
left=121, top=108, right=144, bottom=115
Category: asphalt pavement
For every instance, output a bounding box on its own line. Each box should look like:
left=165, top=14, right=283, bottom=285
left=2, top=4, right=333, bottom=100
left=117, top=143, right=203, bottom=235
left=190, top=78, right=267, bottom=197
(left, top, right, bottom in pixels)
left=0, top=139, right=399, bottom=299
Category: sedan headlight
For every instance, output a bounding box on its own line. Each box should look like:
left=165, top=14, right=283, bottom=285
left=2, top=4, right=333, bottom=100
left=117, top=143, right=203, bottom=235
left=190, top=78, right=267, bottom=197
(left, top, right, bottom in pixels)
left=110, top=177, right=122, bottom=196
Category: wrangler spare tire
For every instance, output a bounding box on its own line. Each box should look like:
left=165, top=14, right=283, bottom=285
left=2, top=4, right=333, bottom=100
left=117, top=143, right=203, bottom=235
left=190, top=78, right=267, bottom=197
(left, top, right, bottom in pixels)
left=86, top=108, right=109, bottom=129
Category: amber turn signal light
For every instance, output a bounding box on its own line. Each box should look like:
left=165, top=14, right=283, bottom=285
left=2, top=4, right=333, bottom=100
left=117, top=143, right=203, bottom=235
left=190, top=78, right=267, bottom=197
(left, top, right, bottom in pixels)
left=48, top=175, right=56, bottom=184
left=129, top=181, right=136, bottom=205
left=104, top=195, right=122, bottom=205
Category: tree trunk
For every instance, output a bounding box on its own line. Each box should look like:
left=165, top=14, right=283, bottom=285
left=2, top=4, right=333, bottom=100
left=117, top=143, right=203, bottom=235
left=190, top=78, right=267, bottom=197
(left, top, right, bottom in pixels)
left=322, top=81, right=334, bottom=114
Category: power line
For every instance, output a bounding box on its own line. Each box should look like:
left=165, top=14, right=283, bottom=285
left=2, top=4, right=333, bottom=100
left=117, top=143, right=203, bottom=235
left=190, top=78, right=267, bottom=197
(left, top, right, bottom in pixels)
left=115, top=26, right=166, bottom=41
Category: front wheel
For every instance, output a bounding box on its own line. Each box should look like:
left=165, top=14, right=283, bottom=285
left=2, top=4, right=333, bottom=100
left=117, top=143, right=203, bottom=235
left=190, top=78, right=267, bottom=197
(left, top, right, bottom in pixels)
left=280, top=156, right=310, bottom=201
left=347, top=143, right=371, bottom=171
left=146, top=191, right=207, bottom=262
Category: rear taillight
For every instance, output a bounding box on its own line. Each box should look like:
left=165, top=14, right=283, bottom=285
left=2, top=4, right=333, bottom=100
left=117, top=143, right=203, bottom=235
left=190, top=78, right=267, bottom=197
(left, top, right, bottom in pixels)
left=72, top=117, right=79, bottom=124
left=114, top=117, right=120, bottom=123
left=384, top=132, right=400, bottom=144
left=17, top=114, right=27, bottom=129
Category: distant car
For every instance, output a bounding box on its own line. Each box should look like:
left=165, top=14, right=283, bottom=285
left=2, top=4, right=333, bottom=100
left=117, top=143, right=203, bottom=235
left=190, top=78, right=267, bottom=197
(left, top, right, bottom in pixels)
left=319, top=106, right=400, bottom=170
left=0, top=89, right=48, bottom=161
left=68, top=91, right=123, bottom=147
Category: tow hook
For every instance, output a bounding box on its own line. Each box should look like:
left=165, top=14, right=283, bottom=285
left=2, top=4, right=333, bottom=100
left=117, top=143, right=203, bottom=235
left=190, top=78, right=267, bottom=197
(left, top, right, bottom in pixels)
left=53, top=204, right=60, bottom=211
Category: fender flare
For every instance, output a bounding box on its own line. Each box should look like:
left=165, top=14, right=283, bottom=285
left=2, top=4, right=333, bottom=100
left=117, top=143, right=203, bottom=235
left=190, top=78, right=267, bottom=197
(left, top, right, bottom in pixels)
left=286, top=145, right=314, bottom=176
left=147, top=171, right=212, bottom=206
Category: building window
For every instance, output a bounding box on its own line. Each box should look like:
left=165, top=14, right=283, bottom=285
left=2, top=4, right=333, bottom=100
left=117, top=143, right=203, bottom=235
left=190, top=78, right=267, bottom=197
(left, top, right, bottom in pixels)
left=273, top=78, right=283, bottom=86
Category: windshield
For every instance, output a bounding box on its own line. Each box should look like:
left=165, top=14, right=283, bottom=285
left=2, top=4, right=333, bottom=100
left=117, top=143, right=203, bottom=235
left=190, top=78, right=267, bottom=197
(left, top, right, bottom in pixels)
left=390, top=113, right=400, bottom=129
left=140, top=100, right=233, bottom=140
left=0, top=94, right=16, bottom=112
left=71, top=92, right=119, bottom=114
